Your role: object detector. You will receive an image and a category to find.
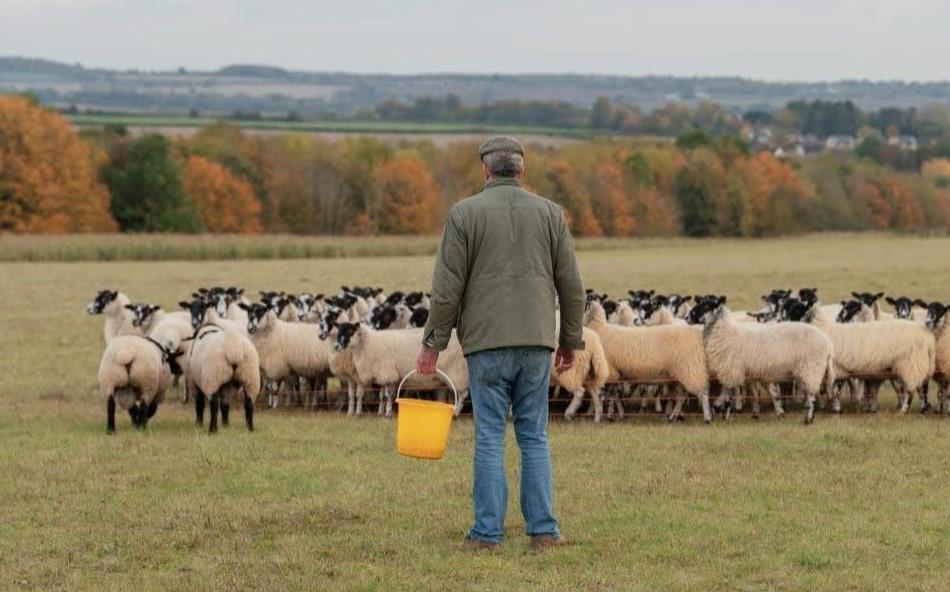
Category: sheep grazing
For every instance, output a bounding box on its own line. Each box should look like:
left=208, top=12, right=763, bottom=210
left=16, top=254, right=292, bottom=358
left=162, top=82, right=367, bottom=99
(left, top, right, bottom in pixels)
left=584, top=300, right=712, bottom=423
left=98, top=335, right=183, bottom=432
left=687, top=296, right=835, bottom=424
left=924, top=302, right=950, bottom=414
left=242, top=302, right=332, bottom=409
left=186, top=324, right=261, bottom=433
left=333, top=322, right=469, bottom=418
left=785, top=299, right=935, bottom=414
left=555, top=327, right=610, bottom=422
left=87, top=290, right=139, bottom=345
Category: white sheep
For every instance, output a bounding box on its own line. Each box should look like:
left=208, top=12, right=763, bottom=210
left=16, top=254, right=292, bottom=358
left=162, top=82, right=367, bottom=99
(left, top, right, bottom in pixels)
left=87, top=290, right=139, bottom=345
left=924, top=303, right=950, bottom=414
left=242, top=303, right=333, bottom=409
left=555, top=327, right=610, bottom=422
left=186, top=324, right=261, bottom=433
left=332, top=322, right=469, bottom=418
left=584, top=300, right=712, bottom=423
left=98, top=334, right=182, bottom=432
left=687, top=297, right=835, bottom=424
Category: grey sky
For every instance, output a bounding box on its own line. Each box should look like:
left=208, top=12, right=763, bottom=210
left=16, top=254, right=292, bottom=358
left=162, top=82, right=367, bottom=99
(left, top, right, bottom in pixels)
left=3, top=0, right=949, bottom=81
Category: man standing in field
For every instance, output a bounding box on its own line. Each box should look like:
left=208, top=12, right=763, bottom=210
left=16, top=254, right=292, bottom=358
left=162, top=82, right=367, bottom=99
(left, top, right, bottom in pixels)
left=416, top=136, right=586, bottom=552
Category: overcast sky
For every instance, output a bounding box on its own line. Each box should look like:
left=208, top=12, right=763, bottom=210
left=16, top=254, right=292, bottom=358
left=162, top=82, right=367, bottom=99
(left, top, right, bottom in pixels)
left=3, top=0, right=949, bottom=81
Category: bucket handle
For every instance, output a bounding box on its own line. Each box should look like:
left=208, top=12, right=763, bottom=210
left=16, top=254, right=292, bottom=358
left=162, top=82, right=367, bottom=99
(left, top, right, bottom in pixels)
left=396, top=369, right=459, bottom=409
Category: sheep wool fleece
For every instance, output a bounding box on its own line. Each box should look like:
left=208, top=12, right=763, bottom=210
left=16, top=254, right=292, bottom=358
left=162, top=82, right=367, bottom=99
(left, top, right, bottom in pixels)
left=424, top=178, right=586, bottom=355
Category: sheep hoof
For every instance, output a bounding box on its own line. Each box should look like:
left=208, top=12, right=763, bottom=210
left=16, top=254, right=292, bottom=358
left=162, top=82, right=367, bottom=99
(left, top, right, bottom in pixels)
left=920, top=404, right=930, bottom=414
left=703, top=419, right=711, bottom=425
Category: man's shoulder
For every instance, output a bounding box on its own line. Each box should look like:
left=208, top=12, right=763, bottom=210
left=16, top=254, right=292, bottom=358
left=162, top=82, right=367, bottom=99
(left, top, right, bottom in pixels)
left=454, top=184, right=563, bottom=215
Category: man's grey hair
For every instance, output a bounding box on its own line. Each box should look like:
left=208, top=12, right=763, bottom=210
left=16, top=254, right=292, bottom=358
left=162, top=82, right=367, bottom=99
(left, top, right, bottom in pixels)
left=482, top=151, right=524, bottom=178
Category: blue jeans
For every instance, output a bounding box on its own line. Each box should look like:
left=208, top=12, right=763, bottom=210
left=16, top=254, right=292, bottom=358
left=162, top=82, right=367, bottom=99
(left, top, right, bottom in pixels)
left=466, top=346, right=559, bottom=543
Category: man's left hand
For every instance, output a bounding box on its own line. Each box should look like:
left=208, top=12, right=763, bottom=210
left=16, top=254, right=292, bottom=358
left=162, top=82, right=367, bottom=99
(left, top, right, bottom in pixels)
left=416, top=346, right=439, bottom=375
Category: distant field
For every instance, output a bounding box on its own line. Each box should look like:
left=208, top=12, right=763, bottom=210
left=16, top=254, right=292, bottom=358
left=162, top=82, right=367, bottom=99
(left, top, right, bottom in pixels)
left=2, top=234, right=950, bottom=591
left=68, top=113, right=601, bottom=140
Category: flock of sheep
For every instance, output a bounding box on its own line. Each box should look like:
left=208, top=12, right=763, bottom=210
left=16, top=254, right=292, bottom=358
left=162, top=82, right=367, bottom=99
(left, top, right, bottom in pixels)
left=87, top=284, right=950, bottom=433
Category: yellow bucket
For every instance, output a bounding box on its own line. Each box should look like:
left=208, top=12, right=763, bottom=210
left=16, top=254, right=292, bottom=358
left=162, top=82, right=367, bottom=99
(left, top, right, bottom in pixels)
left=395, top=369, right=459, bottom=460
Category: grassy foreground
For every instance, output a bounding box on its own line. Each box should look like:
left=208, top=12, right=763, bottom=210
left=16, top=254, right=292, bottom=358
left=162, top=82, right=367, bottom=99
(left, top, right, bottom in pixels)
left=2, top=234, right=950, bottom=591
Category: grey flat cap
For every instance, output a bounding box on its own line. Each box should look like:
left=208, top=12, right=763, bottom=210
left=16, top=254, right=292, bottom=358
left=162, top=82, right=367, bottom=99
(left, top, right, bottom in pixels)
left=478, top=136, right=525, bottom=159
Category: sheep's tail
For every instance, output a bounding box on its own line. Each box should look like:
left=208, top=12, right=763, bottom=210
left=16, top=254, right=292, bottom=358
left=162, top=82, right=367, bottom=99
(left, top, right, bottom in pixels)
left=114, top=343, right=137, bottom=369
left=223, top=336, right=244, bottom=375
left=823, top=352, right=836, bottom=394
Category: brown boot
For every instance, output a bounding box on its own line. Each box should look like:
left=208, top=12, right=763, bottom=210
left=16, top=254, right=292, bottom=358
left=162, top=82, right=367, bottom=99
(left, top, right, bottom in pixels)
left=461, top=535, right=500, bottom=551
left=530, top=534, right=569, bottom=552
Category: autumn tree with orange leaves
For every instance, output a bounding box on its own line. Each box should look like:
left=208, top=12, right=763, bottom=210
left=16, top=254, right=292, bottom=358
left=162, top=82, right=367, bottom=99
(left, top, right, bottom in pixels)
left=371, top=156, right=440, bottom=234
left=0, top=94, right=116, bottom=233
left=183, top=155, right=262, bottom=233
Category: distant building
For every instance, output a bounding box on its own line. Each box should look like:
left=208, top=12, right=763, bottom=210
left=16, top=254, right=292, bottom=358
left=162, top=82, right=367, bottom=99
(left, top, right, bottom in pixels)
left=887, top=135, right=918, bottom=151
left=825, top=135, right=857, bottom=151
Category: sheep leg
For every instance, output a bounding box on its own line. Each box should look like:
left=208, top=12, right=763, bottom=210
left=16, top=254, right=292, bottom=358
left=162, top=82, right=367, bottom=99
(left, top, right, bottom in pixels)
left=588, top=387, right=603, bottom=423
left=919, top=381, right=931, bottom=414
left=696, top=388, right=712, bottom=424
left=133, top=401, right=145, bottom=429
left=384, top=386, right=394, bottom=418
left=831, top=382, right=842, bottom=414
left=768, top=383, right=784, bottom=417
left=896, top=380, right=911, bottom=413
left=750, top=383, right=761, bottom=419
left=195, top=390, right=206, bottom=426
left=733, top=386, right=745, bottom=412
left=244, top=394, right=255, bottom=432
left=654, top=385, right=664, bottom=413
left=208, top=393, right=220, bottom=434
left=938, top=379, right=949, bottom=415
left=804, top=389, right=817, bottom=424
left=711, top=383, right=728, bottom=414
left=377, top=385, right=386, bottom=416
left=637, top=385, right=648, bottom=413
left=355, top=384, right=364, bottom=416
left=221, top=401, right=230, bottom=427
left=564, top=388, right=585, bottom=421
left=107, top=395, right=116, bottom=434
left=346, top=381, right=356, bottom=416
left=666, top=386, right=686, bottom=422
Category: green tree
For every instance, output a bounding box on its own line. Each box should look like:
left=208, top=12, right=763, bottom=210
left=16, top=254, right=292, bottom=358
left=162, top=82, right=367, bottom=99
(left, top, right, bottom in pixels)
left=590, top=96, right=613, bottom=129
left=105, top=134, right=201, bottom=232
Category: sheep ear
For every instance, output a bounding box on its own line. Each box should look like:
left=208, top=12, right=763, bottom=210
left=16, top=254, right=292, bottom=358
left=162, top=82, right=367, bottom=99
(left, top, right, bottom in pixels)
left=718, top=296, right=727, bottom=306
left=913, top=299, right=928, bottom=308
left=851, top=292, right=861, bottom=299
left=683, top=296, right=692, bottom=303
left=124, top=304, right=135, bottom=310
left=197, top=288, right=208, bottom=294
left=315, top=294, right=324, bottom=300
left=179, top=301, right=191, bottom=309
left=885, top=297, right=896, bottom=305
left=840, top=300, right=848, bottom=306
left=238, top=302, right=250, bottom=311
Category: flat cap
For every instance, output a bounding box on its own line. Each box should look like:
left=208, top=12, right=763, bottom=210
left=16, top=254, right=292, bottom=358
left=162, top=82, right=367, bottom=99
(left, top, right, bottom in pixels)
left=478, top=135, right=525, bottom=159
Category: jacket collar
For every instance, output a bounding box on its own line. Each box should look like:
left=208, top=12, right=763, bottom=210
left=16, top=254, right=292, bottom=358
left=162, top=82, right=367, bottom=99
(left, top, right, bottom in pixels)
left=485, top=177, right=522, bottom=189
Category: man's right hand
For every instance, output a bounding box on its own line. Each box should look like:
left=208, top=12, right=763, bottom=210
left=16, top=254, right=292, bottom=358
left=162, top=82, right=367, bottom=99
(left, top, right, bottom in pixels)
left=416, top=346, right=439, bottom=375
left=554, top=346, right=574, bottom=374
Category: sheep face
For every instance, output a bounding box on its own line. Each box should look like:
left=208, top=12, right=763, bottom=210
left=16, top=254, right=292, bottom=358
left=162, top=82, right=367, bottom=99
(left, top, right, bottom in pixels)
left=602, top=299, right=619, bottom=319
left=334, top=322, right=361, bottom=352
left=371, top=306, right=398, bottom=330
left=686, top=296, right=726, bottom=326
left=409, top=307, right=429, bottom=328
left=126, top=303, right=161, bottom=327
left=244, top=303, right=272, bottom=334
left=760, top=289, right=792, bottom=319
left=385, top=291, right=406, bottom=306
left=836, top=300, right=865, bottom=323
left=87, top=290, right=118, bottom=314
left=635, top=298, right=662, bottom=326
left=852, top=291, right=884, bottom=308
left=180, top=298, right=210, bottom=330
left=626, top=289, right=655, bottom=307
left=885, top=296, right=920, bottom=320
left=925, top=302, right=949, bottom=330
left=668, top=295, right=692, bottom=317
left=404, top=292, right=425, bottom=308
left=291, top=293, right=318, bottom=318
left=318, top=307, right=344, bottom=340
left=783, top=299, right=813, bottom=322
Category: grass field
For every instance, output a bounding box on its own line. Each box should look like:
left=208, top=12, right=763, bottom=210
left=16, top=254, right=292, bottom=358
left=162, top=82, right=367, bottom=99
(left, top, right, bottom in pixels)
left=67, top=113, right=601, bottom=140
left=2, top=234, right=950, bottom=591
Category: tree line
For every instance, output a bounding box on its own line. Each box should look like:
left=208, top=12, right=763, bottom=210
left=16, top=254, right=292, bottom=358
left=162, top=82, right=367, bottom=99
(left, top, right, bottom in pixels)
left=2, top=93, right=950, bottom=237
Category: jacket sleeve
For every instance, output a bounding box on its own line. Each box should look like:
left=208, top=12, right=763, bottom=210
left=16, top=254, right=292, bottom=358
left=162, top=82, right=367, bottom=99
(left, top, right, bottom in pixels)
left=423, top=206, right=467, bottom=351
left=552, top=209, right=586, bottom=350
